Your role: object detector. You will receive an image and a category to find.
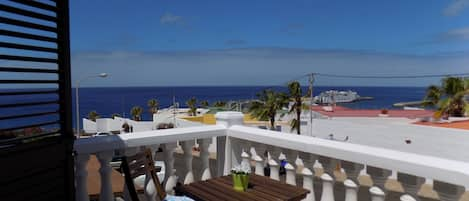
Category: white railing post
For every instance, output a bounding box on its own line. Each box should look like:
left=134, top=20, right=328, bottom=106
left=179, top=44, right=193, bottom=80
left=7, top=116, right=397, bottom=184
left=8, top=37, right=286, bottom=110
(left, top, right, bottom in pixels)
left=397, top=173, right=424, bottom=201
left=318, top=156, right=338, bottom=201
left=252, top=142, right=267, bottom=176
left=341, top=161, right=364, bottom=201
left=283, top=148, right=298, bottom=186
left=299, top=152, right=317, bottom=201
left=197, top=138, right=212, bottom=180
left=433, top=181, right=465, bottom=201
left=268, top=145, right=282, bottom=181
left=367, top=166, right=391, bottom=201
left=144, top=145, right=160, bottom=201
left=75, top=153, right=90, bottom=201
left=96, top=151, right=114, bottom=201
left=215, top=111, right=244, bottom=175
left=181, top=140, right=195, bottom=184
left=162, top=142, right=178, bottom=194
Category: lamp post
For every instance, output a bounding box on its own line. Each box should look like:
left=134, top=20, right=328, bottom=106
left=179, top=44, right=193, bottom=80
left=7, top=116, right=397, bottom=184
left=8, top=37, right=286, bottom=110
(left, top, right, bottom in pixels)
left=75, top=73, right=108, bottom=138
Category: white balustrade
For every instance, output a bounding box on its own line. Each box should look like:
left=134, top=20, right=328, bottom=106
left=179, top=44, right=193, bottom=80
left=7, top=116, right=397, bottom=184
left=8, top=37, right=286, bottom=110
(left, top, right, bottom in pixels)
left=252, top=142, right=267, bottom=176
left=96, top=151, right=114, bottom=201
left=282, top=148, right=298, bottom=186
left=181, top=140, right=195, bottom=184
left=299, top=152, right=317, bottom=201
left=397, top=172, right=424, bottom=201
left=162, top=143, right=178, bottom=194
left=144, top=145, right=160, bottom=201
left=367, top=166, right=391, bottom=200
left=197, top=138, right=212, bottom=180
left=341, top=161, right=364, bottom=201
left=433, top=181, right=465, bottom=201
left=73, top=112, right=469, bottom=201
left=75, top=153, right=90, bottom=201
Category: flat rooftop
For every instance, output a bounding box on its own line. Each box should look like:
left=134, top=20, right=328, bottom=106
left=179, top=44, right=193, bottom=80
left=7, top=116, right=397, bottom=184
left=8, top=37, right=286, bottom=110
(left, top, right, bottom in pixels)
left=311, top=105, right=433, bottom=118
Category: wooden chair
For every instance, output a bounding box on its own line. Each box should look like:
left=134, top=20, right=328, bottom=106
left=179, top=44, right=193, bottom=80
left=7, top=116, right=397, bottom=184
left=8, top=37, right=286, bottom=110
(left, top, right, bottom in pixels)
left=121, top=148, right=166, bottom=201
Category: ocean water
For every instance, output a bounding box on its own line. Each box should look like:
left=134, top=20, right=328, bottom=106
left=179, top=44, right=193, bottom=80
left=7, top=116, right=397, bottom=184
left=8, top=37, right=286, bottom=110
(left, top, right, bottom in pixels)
left=1, top=86, right=427, bottom=129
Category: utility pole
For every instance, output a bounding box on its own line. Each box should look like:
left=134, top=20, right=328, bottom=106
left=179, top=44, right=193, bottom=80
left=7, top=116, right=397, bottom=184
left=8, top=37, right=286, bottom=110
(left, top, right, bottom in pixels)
left=309, top=73, right=315, bottom=136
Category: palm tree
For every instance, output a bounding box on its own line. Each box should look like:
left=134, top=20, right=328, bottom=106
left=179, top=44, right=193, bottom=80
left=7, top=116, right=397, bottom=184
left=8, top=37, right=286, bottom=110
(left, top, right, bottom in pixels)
left=288, top=81, right=302, bottom=134
left=249, top=89, right=289, bottom=130
left=88, top=111, right=100, bottom=122
left=147, top=99, right=159, bottom=115
left=424, top=77, right=469, bottom=118
left=186, top=97, right=197, bottom=116
left=200, top=100, right=209, bottom=108
left=130, top=106, right=143, bottom=121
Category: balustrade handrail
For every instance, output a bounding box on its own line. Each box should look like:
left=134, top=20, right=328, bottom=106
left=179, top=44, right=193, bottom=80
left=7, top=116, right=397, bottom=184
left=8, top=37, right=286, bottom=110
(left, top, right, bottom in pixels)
left=227, top=125, right=469, bottom=187
left=74, top=125, right=226, bottom=154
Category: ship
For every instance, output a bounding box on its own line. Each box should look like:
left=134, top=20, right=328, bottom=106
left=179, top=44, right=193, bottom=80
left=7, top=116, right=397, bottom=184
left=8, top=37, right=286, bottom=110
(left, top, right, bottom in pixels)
left=314, top=90, right=362, bottom=104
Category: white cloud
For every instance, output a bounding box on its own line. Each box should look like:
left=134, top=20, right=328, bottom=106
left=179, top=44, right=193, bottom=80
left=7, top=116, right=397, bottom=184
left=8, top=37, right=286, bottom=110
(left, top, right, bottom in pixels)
left=443, top=0, right=469, bottom=16
left=160, top=12, right=183, bottom=25
left=435, top=27, right=469, bottom=42
left=70, top=48, right=469, bottom=87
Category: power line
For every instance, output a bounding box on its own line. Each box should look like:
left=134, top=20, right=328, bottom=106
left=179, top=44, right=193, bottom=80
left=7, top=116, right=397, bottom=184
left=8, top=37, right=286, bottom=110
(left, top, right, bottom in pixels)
left=314, top=72, right=469, bottom=79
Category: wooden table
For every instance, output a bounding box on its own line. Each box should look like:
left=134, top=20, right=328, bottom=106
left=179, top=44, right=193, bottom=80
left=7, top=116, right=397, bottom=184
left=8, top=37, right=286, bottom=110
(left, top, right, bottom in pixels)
left=181, top=174, right=309, bottom=201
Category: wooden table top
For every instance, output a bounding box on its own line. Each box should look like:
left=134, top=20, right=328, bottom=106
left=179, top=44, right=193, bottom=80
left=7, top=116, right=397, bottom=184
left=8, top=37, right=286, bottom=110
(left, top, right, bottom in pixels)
left=181, top=174, right=309, bottom=201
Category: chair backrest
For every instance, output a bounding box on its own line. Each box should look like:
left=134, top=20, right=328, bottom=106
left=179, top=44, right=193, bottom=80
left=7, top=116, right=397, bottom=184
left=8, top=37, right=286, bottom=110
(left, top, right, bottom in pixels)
left=121, top=148, right=166, bottom=201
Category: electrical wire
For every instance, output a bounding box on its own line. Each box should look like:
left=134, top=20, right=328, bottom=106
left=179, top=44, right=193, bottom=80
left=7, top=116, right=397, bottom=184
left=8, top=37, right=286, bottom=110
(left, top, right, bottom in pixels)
left=314, top=72, right=469, bottom=79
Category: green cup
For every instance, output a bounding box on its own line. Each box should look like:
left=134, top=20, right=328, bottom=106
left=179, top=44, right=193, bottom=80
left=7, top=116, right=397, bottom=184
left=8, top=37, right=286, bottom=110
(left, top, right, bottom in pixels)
left=232, top=174, right=244, bottom=192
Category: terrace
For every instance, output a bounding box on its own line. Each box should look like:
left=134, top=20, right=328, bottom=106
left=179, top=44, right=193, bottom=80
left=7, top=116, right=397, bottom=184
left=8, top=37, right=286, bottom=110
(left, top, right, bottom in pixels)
left=74, top=112, right=469, bottom=201
left=1, top=1, right=469, bottom=201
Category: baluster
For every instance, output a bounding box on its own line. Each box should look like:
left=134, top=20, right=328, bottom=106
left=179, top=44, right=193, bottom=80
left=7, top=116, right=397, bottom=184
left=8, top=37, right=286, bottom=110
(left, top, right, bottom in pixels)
left=181, top=140, right=195, bottom=184
left=299, top=152, right=317, bottom=201
left=397, top=173, right=424, bottom=201
left=75, top=153, right=90, bottom=201
left=367, top=166, right=391, bottom=201
left=144, top=145, right=160, bottom=201
left=162, top=143, right=178, bottom=194
left=97, top=151, right=114, bottom=201
left=252, top=142, right=267, bottom=176
left=197, top=138, right=212, bottom=180
left=369, top=187, right=385, bottom=201
left=341, top=161, right=364, bottom=201
left=240, top=140, right=252, bottom=171
left=320, top=173, right=335, bottom=201
left=433, top=181, right=465, bottom=201
left=318, top=156, right=338, bottom=201
left=268, top=145, right=282, bottom=181
left=282, top=148, right=298, bottom=186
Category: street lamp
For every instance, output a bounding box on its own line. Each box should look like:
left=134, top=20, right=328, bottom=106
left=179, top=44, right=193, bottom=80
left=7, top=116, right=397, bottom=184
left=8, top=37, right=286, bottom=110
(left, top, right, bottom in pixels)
left=75, top=73, right=108, bottom=138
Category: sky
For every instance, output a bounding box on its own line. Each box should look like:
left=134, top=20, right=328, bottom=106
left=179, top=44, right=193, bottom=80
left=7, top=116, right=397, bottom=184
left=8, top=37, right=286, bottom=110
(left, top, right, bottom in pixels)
left=66, top=0, right=469, bottom=86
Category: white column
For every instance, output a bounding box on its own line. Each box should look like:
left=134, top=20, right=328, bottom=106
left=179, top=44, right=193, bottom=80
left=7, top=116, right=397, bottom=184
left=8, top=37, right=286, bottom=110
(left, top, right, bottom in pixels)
left=269, top=158, right=280, bottom=181
left=397, top=173, right=424, bottom=201
left=197, top=138, right=212, bottom=180
left=341, top=161, right=364, bottom=201
left=320, top=173, right=335, bottom=201
left=433, top=181, right=465, bottom=201
left=283, top=148, right=298, bottom=186
left=215, top=111, right=244, bottom=176
left=369, top=186, right=385, bottom=201
left=252, top=142, right=267, bottom=176
left=144, top=145, right=160, bottom=201
left=162, top=142, right=178, bottom=195
left=97, top=151, right=114, bottom=201
left=268, top=145, right=282, bottom=181
left=299, top=152, right=317, bottom=201
left=181, top=140, right=195, bottom=184
left=367, top=166, right=391, bottom=201
left=75, top=153, right=90, bottom=201
left=344, top=179, right=358, bottom=201
left=302, top=167, right=315, bottom=201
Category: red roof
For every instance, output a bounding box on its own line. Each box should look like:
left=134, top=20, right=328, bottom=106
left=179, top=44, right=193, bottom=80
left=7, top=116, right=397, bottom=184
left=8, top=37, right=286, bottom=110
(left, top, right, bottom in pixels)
left=311, top=105, right=433, bottom=119
left=414, top=120, right=469, bottom=130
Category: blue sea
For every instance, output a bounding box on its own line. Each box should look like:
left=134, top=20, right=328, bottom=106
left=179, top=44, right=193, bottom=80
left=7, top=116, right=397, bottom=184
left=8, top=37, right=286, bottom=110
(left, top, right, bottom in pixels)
left=1, top=86, right=427, bottom=129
